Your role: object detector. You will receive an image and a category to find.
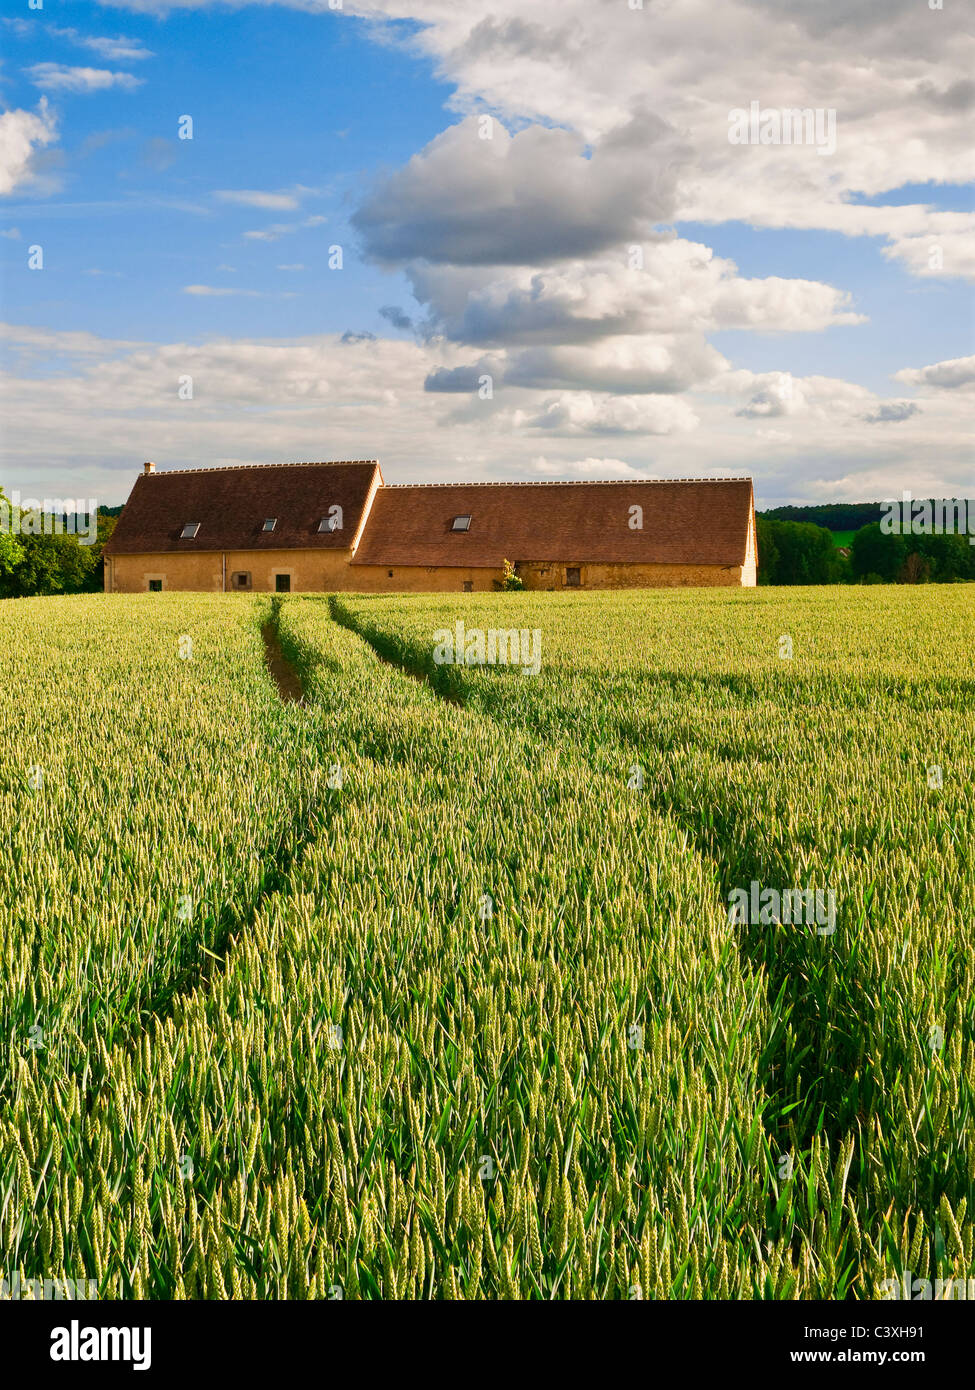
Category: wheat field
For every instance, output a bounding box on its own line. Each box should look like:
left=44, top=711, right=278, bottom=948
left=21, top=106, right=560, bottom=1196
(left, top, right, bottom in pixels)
left=1, top=587, right=971, bottom=1299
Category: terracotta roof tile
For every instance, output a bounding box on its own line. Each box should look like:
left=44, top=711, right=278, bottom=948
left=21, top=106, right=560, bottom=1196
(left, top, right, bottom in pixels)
left=352, top=478, right=754, bottom=568
left=103, top=462, right=380, bottom=555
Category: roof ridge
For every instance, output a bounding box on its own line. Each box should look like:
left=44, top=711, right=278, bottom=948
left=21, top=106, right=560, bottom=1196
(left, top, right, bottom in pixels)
left=142, top=460, right=378, bottom=476
left=385, top=477, right=752, bottom=488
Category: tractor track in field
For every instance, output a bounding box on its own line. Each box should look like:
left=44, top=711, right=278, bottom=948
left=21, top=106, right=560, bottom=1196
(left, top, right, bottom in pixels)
left=322, top=596, right=876, bottom=1170
left=83, top=604, right=324, bottom=1101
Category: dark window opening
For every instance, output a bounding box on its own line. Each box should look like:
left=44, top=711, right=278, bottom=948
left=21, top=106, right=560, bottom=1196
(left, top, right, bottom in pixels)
left=451, top=515, right=471, bottom=532
left=566, top=567, right=581, bottom=587
left=148, top=579, right=162, bottom=592
left=387, top=570, right=394, bottom=578
left=231, top=571, right=251, bottom=590
left=275, top=573, right=291, bottom=592
left=463, top=580, right=473, bottom=592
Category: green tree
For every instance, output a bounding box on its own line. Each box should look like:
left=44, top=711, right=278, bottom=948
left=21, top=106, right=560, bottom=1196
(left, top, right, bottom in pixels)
left=850, top=523, right=907, bottom=583
left=0, top=488, right=24, bottom=584
left=0, top=502, right=119, bottom=599
left=757, top=519, right=844, bottom=585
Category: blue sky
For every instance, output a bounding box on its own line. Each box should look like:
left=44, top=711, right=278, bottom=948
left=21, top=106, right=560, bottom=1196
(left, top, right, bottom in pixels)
left=2, top=6, right=443, bottom=341
left=1, top=0, right=972, bottom=507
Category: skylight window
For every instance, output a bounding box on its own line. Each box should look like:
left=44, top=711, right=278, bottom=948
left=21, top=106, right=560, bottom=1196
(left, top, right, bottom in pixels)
left=318, top=516, right=337, bottom=533
left=263, top=518, right=277, bottom=532
left=451, top=515, right=472, bottom=532
left=180, top=522, right=201, bottom=539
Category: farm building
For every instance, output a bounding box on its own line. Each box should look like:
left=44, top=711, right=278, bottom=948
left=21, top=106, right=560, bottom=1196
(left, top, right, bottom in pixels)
left=103, top=460, right=757, bottom=592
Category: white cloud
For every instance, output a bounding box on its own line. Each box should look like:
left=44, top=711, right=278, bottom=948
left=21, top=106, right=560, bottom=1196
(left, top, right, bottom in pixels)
left=26, top=65, right=144, bottom=94
left=894, top=354, right=975, bottom=392
left=1, top=323, right=971, bottom=505
left=215, top=189, right=302, bottom=211
left=505, top=336, right=728, bottom=395
left=242, top=214, right=326, bottom=242
left=529, top=455, right=643, bottom=478
left=344, top=0, right=975, bottom=280
left=513, top=392, right=700, bottom=437
left=353, top=113, right=682, bottom=267
left=726, top=370, right=874, bottom=420
left=861, top=401, right=920, bottom=424
left=411, top=241, right=864, bottom=346
left=0, top=99, right=58, bottom=195
left=182, top=285, right=262, bottom=297
left=72, top=35, right=154, bottom=62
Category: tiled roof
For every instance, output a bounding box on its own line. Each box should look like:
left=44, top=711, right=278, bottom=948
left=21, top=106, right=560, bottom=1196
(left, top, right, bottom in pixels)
left=351, top=478, right=754, bottom=568
left=103, top=462, right=381, bottom=555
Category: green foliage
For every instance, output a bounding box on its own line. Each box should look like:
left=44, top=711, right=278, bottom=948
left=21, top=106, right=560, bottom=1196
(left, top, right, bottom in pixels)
left=499, top=558, right=524, bottom=591
left=850, top=524, right=975, bottom=585
left=760, top=502, right=886, bottom=531
left=757, top=518, right=846, bottom=585
left=0, top=489, right=24, bottom=581
left=0, top=509, right=117, bottom=599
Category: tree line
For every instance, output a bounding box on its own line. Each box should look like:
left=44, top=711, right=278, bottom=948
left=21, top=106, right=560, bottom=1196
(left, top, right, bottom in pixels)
left=757, top=510, right=975, bottom=585
left=0, top=489, right=119, bottom=598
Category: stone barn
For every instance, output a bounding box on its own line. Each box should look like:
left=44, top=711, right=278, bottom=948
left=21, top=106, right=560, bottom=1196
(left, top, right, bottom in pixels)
left=103, top=460, right=757, bottom=593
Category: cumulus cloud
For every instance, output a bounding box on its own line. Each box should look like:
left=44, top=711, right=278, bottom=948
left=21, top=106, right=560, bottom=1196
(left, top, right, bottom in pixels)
left=528, top=455, right=643, bottom=478
left=0, top=99, right=58, bottom=195
left=505, top=337, right=727, bottom=396
left=894, top=355, right=975, bottom=392
left=26, top=65, right=144, bottom=94
left=341, top=0, right=975, bottom=280
left=721, top=369, right=936, bottom=431
left=730, top=370, right=873, bottom=420
left=410, top=241, right=864, bottom=346
left=424, top=357, right=501, bottom=393
left=353, top=113, right=682, bottom=267
left=862, top=401, right=921, bottom=424
left=514, top=392, right=700, bottom=436
left=1, top=323, right=971, bottom=504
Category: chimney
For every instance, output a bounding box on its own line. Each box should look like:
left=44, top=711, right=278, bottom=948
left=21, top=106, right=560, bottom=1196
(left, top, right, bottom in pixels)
left=143, top=461, right=155, bottom=475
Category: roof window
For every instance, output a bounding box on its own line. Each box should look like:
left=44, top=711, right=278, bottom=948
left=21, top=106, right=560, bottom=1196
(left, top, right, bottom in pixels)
left=263, top=518, right=277, bottom=532
left=451, top=515, right=471, bottom=532
left=180, top=522, right=201, bottom=538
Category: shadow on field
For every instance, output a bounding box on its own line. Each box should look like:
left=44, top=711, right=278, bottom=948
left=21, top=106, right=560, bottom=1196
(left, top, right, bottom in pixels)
left=323, top=605, right=924, bottom=1176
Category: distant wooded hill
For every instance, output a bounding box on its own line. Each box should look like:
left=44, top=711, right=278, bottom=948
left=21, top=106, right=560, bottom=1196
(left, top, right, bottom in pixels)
left=759, top=502, right=885, bottom=531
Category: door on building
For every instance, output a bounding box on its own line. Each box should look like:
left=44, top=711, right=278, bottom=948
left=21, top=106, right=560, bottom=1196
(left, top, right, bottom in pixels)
left=275, top=574, right=291, bottom=592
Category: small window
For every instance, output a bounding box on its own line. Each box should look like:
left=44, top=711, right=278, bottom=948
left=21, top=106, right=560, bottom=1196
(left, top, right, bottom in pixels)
left=148, top=579, right=162, bottom=592
left=387, top=570, right=394, bottom=578
left=463, top=580, right=473, bottom=593
left=451, top=515, right=471, bottom=532
left=275, top=573, right=291, bottom=592
left=180, top=522, right=200, bottom=539
left=565, top=567, right=581, bottom=587
left=231, top=571, right=251, bottom=590
left=263, top=518, right=277, bottom=532
left=318, top=516, right=338, bottom=533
